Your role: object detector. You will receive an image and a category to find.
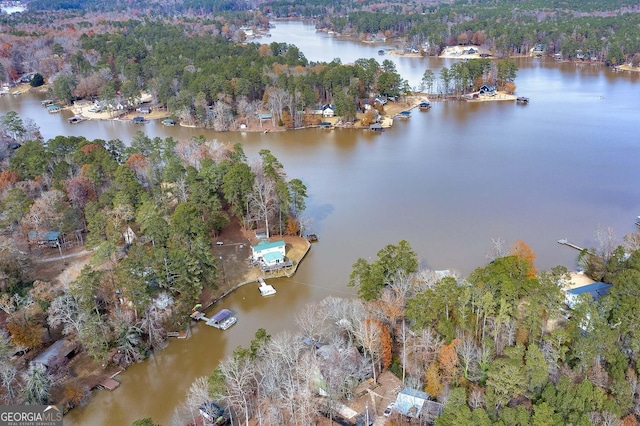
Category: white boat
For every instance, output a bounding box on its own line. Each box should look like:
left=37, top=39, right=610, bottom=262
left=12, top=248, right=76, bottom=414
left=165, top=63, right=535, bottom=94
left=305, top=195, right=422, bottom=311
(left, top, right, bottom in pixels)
left=258, top=278, right=276, bottom=296
left=206, top=309, right=237, bottom=330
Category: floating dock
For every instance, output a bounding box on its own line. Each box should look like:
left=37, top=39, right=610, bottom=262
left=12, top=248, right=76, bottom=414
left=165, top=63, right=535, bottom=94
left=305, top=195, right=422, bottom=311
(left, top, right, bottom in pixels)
left=258, top=278, right=276, bottom=296
left=98, top=377, right=121, bottom=391
left=516, top=96, right=530, bottom=104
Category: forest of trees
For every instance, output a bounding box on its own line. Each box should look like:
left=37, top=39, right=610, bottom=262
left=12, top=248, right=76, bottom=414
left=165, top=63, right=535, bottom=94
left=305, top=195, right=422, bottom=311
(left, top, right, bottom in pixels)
left=0, top=111, right=307, bottom=409
left=186, top=234, right=640, bottom=426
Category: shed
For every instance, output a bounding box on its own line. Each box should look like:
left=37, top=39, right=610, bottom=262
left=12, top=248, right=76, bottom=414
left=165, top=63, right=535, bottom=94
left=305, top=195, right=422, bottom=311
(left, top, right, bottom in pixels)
left=32, top=340, right=77, bottom=369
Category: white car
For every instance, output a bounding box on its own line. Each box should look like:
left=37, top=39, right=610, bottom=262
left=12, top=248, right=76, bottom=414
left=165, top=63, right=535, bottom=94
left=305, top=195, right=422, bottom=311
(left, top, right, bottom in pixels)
left=216, top=241, right=224, bottom=246
left=383, top=403, right=394, bottom=417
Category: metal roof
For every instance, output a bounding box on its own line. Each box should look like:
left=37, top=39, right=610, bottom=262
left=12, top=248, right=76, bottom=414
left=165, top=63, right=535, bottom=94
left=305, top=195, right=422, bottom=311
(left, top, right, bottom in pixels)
left=252, top=240, right=285, bottom=252
left=211, top=309, right=233, bottom=322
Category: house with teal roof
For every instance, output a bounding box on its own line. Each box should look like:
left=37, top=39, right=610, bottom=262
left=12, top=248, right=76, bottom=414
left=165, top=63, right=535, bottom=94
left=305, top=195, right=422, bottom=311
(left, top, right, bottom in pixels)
left=251, top=240, right=286, bottom=267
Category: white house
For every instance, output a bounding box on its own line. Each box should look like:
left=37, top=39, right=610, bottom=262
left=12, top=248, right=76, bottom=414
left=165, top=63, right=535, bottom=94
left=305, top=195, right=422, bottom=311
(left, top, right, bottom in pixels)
left=251, top=240, right=286, bottom=266
left=322, top=105, right=335, bottom=117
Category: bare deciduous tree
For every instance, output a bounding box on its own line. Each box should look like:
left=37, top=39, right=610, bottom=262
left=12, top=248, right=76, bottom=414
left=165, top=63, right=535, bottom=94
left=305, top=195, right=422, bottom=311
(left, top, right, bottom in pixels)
left=48, top=293, right=85, bottom=336
left=456, top=335, right=480, bottom=381
left=220, top=354, right=255, bottom=426
left=594, top=224, right=617, bottom=262
left=247, top=172, right=277, bottom=238
left=265, top=87, right=290, bottom=124
left=0, top=361, right=18, bottom=404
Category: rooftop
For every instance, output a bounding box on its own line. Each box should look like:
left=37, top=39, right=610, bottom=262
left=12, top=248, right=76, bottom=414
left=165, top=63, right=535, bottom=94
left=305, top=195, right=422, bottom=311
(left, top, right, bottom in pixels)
left=252, top=240, right=285, bottom=251
left=211, top=309, right=233, bottom=322
left=566, top=282, right=612, bottom=297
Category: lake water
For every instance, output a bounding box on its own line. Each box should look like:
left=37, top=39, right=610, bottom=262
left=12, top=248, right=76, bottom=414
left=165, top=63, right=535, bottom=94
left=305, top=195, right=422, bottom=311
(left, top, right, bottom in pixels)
left=2, top=20, right=640, bottom=425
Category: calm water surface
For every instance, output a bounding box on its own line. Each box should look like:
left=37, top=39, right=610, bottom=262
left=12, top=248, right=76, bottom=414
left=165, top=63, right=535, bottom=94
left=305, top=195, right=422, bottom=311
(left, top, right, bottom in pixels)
left=2, top=21, right=640, bottom=425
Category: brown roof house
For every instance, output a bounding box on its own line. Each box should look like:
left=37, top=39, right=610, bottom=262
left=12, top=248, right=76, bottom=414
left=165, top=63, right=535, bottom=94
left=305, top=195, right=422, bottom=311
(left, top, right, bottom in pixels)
left=32, top=339, right=78, bottom=370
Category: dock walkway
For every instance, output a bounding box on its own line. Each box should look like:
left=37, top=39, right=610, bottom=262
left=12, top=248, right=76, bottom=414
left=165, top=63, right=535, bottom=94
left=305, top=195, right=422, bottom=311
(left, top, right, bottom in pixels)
left=557, top=239, right=584, bottom=251
left=557, top=239, right=596, bottom=256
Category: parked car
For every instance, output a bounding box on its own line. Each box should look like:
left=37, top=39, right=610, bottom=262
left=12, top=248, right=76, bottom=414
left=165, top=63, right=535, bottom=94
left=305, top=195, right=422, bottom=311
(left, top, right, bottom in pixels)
left=383, top=403, right=394, bottom=417
left=216, top=241, right=224, bottom=246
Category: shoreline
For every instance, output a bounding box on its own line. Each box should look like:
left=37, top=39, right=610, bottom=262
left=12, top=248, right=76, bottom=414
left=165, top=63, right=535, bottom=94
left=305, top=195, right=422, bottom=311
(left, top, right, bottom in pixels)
left=202, top=237, right=312, bottom=312
left=13, top=85, right=526, bottom=138
left=54, top=235, right=312, bottom=414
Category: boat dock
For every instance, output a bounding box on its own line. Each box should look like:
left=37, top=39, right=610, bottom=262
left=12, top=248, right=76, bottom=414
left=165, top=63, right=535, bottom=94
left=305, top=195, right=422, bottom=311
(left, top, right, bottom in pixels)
left=557, top=239, right=584, bottom=251
left=258, top=278, right=276, bottom=296
left=67, top=116, right=86, bottom=124
left=516, top=96, right=530, bottom=104
left=395, top=110, right=412, bottom=119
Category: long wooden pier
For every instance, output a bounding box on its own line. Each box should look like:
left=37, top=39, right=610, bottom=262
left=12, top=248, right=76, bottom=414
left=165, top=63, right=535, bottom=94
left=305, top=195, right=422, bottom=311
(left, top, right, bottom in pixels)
left=557, top=239, right=596, bottom=256
left=557, top=239, right=584, bottom=251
